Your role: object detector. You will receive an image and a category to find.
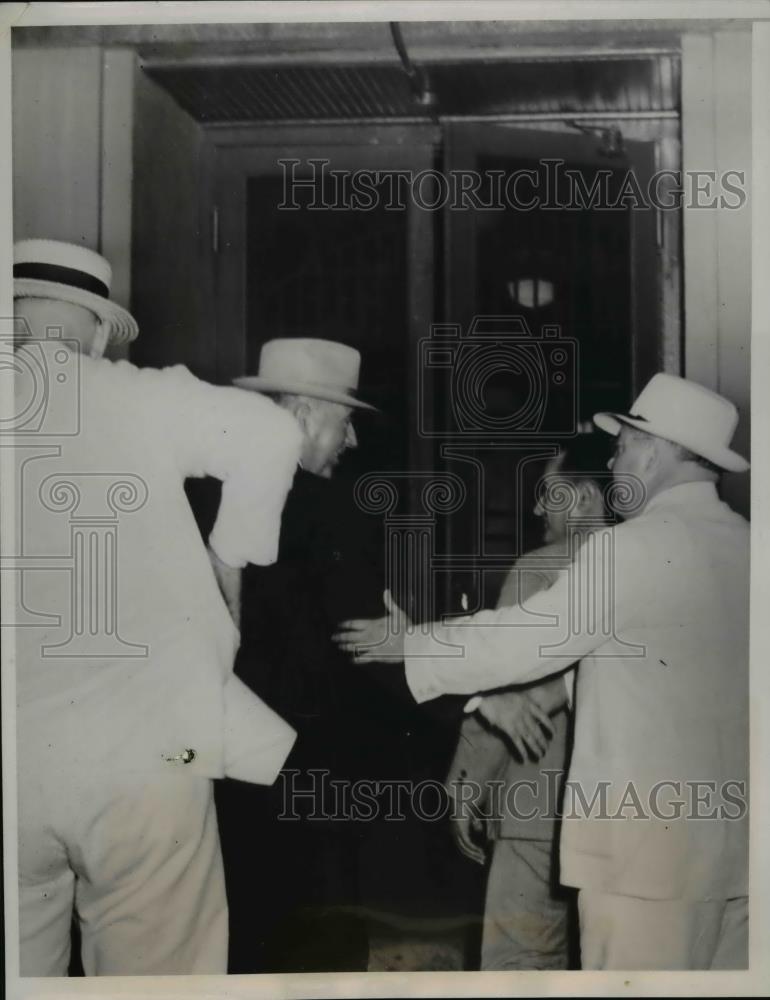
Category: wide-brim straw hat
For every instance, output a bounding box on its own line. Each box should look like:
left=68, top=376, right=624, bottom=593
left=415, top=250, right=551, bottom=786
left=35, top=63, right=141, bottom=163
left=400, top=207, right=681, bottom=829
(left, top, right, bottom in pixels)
left=13, top=238, right=138, bottom=346
left=594, top=372, right=749, bottom=473
left=234, top=337, right=377, bottom=410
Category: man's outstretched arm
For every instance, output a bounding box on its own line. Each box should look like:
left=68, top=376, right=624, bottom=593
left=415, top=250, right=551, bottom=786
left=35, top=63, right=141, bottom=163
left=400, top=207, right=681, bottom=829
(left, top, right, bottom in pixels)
left=335, top=528, right=644, bottom=703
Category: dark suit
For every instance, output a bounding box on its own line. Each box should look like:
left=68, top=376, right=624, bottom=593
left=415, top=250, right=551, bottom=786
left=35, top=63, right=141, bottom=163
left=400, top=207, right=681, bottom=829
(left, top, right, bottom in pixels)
left=190, top=468, right=483, bottom=971
left=218, top=469, right=411, bottom=972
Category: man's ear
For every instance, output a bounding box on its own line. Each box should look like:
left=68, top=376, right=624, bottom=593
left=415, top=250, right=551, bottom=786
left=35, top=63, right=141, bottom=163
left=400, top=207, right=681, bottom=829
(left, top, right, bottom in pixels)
left=642, top=437, right=663, bottom=475
left=291, top=399, right=313, bottom=433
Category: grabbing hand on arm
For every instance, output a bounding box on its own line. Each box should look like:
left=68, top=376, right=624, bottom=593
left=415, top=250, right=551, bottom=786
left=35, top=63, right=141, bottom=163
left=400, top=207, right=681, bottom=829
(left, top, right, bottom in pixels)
left=526, top=675, right=570, bottom=715
left=473, top=689, right=555, bottom=761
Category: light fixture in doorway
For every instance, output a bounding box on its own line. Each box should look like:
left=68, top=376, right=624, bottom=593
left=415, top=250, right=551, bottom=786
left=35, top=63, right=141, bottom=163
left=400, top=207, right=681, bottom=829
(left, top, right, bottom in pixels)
left=507, top=278, right=555, bottom=310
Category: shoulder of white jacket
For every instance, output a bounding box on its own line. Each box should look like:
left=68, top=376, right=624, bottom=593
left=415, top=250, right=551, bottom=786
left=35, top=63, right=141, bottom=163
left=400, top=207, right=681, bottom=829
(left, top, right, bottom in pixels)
left=576, top=515, right=655, bottom=567
left=93, top=361, right=297, bottom=429
left=84, top=355, right=192, bottom=384
left=608, top=506, right=728, bottom=571
left=516, top=541, right=573, bottom=563
left=636, top=492, right=747, bottom=533
left=240, top=389, right=304, bottom=446
left=717, top=498, right=750, bottom=530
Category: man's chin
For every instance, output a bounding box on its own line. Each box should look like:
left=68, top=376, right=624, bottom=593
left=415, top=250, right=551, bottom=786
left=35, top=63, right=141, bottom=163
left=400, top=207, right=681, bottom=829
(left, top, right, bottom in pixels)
left=322, top=454, right=346, bottom=478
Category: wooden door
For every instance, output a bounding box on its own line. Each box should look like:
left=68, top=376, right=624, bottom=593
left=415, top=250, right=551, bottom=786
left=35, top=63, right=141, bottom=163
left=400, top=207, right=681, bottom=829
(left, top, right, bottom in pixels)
left=210, top=125, right=437, bottom=486
left=437, top=124, right=659, bottom=607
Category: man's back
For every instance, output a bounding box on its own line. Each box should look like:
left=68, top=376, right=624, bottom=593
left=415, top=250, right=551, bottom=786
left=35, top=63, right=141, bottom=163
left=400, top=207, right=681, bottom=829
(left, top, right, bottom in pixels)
left=562, top=482, right=749, bottom=901
left=15, top=344, right=301, bottom=779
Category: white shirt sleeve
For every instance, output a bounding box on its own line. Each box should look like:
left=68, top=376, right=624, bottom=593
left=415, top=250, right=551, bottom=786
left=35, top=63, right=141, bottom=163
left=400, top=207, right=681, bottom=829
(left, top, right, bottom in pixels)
left=563, top=666, right=576, bottom=708
left=138, top=363, right=303, bottom=568
left=404, top=525, right=647, bottom=703
left=223, top=675, right=297, bottom=784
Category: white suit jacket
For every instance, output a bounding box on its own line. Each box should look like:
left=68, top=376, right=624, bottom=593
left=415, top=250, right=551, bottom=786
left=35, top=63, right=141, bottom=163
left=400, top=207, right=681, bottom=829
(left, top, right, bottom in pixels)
left=13, top=342, right=302, bottom=786
left=406, top=482, right=749, bottom=901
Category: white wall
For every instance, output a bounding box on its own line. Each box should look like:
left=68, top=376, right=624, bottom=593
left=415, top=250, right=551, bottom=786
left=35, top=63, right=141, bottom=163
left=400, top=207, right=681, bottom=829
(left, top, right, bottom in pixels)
left=12, top=45, right=135, bottom=317
left=129, top=68, right=210, bottom=378
left=682, top=30, right=752, bottom=518
left=13, top=46, right=102, bottom=248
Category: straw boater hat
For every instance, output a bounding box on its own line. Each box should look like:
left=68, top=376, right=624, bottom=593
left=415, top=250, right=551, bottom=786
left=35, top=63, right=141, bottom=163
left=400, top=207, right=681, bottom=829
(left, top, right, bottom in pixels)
left=13, top=239, right=138, bottom=345
left=234, top=338, right=376, bottom=410
left=594, top=373, right=749, bottom=473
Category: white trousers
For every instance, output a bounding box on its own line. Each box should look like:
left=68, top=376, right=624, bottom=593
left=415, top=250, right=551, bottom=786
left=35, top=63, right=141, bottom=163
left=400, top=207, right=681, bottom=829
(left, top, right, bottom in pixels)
left=18, top=769, right=228, bottom=976
left=578, top=890, right=748, bottom=970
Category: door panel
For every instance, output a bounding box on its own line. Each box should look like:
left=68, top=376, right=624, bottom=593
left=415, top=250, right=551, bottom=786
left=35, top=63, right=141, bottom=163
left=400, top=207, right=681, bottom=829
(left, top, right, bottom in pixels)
left=213, top=133, right=436, bottom=485
left=445, top=124, right=658, bottom=409
left=439, top=125, right=659, bottom=605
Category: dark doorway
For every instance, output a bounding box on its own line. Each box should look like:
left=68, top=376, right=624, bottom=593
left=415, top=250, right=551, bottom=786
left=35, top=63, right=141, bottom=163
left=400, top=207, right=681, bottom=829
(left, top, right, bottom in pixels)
left=212, top=128, right=436, bottom=484
left=244, top=170, right=409, bottom=480
left=437, top=125, right=658, bottom=606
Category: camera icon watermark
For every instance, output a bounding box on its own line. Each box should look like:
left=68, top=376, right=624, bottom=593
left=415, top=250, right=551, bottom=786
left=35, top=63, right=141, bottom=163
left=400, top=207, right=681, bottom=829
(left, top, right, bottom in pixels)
left=418, top=315, right=578, bottom=440
left=0, top=317, right=81, bottom=437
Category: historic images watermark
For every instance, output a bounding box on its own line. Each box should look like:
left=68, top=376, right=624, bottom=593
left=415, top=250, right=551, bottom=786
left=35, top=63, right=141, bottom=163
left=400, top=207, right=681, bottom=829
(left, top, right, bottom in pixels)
left=1, top=319, right=149, bottom=656
left=279, top=157, right=747, bottom=212
left=277, top=770, right=748, bottom=824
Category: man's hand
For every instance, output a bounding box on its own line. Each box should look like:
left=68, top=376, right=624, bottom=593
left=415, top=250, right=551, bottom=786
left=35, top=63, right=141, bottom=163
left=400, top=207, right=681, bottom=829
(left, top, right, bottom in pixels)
left=474, top=691, right=554, bottom=761
left=525, top=675, right=569, bottom=716
left=450, top=809, right=487, bottom=866
left=333, top=589, right=409, bottom=663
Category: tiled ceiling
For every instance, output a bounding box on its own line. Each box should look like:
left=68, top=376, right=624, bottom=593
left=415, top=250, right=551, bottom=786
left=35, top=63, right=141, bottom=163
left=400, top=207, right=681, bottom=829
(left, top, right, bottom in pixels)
left=144, top=63, right=418, bottom=122
left=143, top=55, right=680, bottom=124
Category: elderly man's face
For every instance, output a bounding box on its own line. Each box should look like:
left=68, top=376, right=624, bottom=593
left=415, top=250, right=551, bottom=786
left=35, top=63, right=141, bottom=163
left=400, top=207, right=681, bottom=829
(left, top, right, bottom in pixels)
left=303, top=400, right=357, bottom=478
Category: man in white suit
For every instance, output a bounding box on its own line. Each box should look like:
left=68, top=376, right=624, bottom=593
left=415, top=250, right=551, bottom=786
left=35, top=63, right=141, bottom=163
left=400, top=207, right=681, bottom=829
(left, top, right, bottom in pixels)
left=11, top=239, right=302, bottom=975
left=336, top=373, right=749, bottom=970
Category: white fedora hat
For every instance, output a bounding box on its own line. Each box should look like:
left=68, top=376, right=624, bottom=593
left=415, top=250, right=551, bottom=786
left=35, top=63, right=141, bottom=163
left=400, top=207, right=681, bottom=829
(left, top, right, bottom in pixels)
left=594, top=373, right=749, bottom=473
left=13, top=239, right=138, bottom=346
left=234, top=338, right=376, bottom=410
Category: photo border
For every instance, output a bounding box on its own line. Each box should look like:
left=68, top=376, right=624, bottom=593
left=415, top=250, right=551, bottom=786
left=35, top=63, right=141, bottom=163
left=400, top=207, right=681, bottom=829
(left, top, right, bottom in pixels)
left=2, top=3, right=768, bottom=997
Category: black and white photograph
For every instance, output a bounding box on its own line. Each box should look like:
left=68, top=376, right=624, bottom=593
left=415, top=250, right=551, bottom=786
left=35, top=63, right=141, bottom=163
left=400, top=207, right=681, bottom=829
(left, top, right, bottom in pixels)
left=1, top=2, right=769, bottom=997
